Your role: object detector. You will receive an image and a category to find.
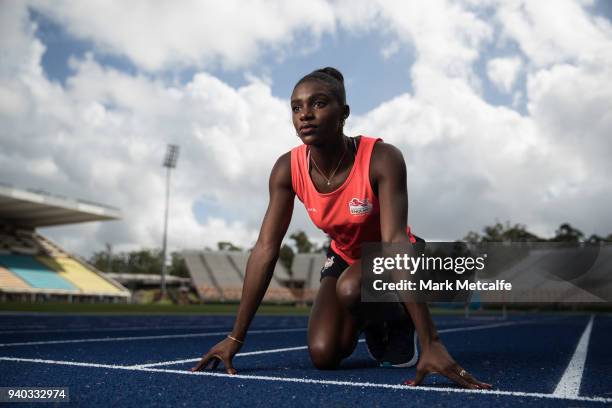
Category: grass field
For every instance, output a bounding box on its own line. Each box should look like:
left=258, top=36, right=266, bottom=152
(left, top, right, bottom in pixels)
left=1, top=301, right=607, bottom=315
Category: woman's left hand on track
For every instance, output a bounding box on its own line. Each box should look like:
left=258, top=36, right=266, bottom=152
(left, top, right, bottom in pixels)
left=405, top=339, right=493, bottom=389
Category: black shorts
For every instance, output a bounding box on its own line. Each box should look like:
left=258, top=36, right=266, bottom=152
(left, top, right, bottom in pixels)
left=318, top=246, right=410, bottom=322
left=319, top=247, right=350, bottom=281
left=319, top=235, right=427, bottom=281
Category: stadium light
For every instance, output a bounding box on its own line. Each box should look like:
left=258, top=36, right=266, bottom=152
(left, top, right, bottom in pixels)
left=161, top=144, right=179, bottom=300
left=163, top=144, right=179, bottom=169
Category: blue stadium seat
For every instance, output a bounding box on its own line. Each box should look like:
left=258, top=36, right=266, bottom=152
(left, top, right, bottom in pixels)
left=0, top=254, right=77, bottom=290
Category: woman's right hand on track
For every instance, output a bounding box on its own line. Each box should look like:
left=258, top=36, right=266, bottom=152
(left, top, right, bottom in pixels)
left=190, top=336, right=243, bottom=375
left=407, top=339, right=492, bottom=389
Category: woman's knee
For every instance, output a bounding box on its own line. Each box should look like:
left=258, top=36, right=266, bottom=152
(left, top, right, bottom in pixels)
left=336, top=274, right=361, bottom=311
left=308, top=338, right=341, bottom=370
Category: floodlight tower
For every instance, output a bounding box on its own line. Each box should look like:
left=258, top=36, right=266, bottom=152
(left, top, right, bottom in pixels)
left=161, top=144, right=179, bottom=299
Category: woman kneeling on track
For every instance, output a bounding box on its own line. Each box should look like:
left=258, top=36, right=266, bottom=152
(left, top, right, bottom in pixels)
left=191, top=67, right=492, bottom=389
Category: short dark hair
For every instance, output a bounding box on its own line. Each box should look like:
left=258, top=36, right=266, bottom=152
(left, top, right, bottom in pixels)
left=295, top=67, right=346, bottom=106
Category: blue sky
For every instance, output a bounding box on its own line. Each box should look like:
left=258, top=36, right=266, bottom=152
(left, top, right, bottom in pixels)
left=2, top=1, right=612, bottom=255
left=31, top=0, right=611, bottom=125
left=32, top=8, right=419, bottom=115
left=36, top=3, right=609, bottom=117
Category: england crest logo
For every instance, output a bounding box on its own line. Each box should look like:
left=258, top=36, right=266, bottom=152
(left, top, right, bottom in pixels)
left=349, top=197, right=372, bottom=215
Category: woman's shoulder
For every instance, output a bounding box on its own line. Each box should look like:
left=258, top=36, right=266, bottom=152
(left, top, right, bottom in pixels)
left=370, top=140, right=406, bottom=177
left=272, top=151, right=292, bottom=175
left=371, top=140, right=404, bottom=161
left=269, top=151, right=293, bottom=189
left=359, top=135, right=400, bottom=154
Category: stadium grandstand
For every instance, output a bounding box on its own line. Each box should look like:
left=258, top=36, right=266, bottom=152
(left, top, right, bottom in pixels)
left=0, top=183, right=130, bottom=303
left=183, top=250, right=328, bottom=303
left=292, top=252, right=326, bottom=302
left=476, top=245, right=612, bottom=304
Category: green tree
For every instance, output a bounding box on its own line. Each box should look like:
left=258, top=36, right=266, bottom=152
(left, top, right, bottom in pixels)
left=462, top=231, right=482, bottom=244
left=127, top=249, right=163, bottom=274
left=549, top=223, right=584, bottom=243
left=290, top=230, right=314, bottom=253
left=170, top=252, right=190, bottom=277
left=217, top=241, right=242, bottom=251
left=89, top=248, right=189, bottom=276
left=278, top=244, right=295, bottom=276
left=585, top=234, right=605, bottom=243
left=89, top=250, right=116, bottom=272
left=464, top=221, right=541, bottom=243
left=500, top=223, right=540, bottom=242
left=315, top=237, right=331, bottom=253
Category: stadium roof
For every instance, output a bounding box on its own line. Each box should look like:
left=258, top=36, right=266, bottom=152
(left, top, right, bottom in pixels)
left=0, top=183, right=121, bottom=228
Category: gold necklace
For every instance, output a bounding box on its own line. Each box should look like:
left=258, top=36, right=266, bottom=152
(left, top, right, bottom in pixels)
left=309, top=139, right=349, bottom=186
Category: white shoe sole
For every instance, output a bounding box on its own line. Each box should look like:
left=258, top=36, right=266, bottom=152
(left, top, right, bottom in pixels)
left=384, top=331, right=419, bottom=368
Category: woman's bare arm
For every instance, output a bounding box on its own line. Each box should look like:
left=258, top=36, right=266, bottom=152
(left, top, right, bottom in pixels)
left=372, top=142, right=492, bottom=389
left=230, top=152, right=295, bottom=340
left=191, top=152, right=294, bottom=374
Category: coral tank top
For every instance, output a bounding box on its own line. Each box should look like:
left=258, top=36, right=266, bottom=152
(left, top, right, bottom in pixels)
left=290, top=135, right=416, bottom=264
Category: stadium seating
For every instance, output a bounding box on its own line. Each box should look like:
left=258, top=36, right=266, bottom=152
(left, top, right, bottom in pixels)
left=182, top=250, right=302, bottom=303
left=33, top=233, right=68, bottom=257
left=0, top=225, right=129, bottom=300
left=0, top=254, right=77, bottom=291
left=37, top=256, right=125, bottom=295
left=201, top=251, right=243, bottom=301
left=290, top=253, right=326, bottom=302
left=0, top=265, right=31, bottom=290
left=227, top=252, right=296, bottom=302
left=0, top=227, right=45, bottom=255
left=182, top=250, right=222, bottom=300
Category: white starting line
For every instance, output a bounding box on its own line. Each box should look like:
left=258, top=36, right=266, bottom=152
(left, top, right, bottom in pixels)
left=0, top=355, right=610, bottom=404
left=129, top=344, right=314, bottom=368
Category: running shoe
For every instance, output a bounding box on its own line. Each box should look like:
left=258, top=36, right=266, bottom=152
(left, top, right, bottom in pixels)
left=379, top=317, right=419, bottom=368
left=365, top=321, right=388, bottom=362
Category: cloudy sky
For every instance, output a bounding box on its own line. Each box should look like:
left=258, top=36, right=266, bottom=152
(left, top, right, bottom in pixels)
left=1, top=0, right=611, bottom=257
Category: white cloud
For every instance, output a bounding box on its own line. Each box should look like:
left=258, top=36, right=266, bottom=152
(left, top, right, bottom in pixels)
left=1, top=1, right=313, bottom=256
left=1, top=0, right=612, bottom=257
left=381, top=41, right=400, bottom=59
left=495, top=0, right=612, bottom=67
left=487, top=56, right=522, bottom=92
left=28, top=0, right=337, bottom=71
left=343, top=0, right=612, bottom=239
left=336, top=0, right=493, bottom=81
left=527, top=57, right=612, bottom=177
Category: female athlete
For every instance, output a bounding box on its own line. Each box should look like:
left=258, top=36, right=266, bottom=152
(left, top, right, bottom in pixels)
left=191, top=67, right=492, bottom=389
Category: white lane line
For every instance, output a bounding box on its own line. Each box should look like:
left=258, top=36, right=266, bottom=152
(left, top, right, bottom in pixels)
left=0, top=328, right=307, bottom=347
left=553, top=314, right=595, bottom=398
left=437, top=321, right=520, bottom=333
left=0, top=325, right=231, bottom=334
left=0, top=317, right=536, bottom=349
left=129, top=320, right=541, bottom=369
left=0, top=356, right=610, bottom=403
left=0, top=321, right=454, bottom=334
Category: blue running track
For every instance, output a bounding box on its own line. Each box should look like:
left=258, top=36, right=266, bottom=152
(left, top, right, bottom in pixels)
left=0, top=312, right=610, bottom=407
